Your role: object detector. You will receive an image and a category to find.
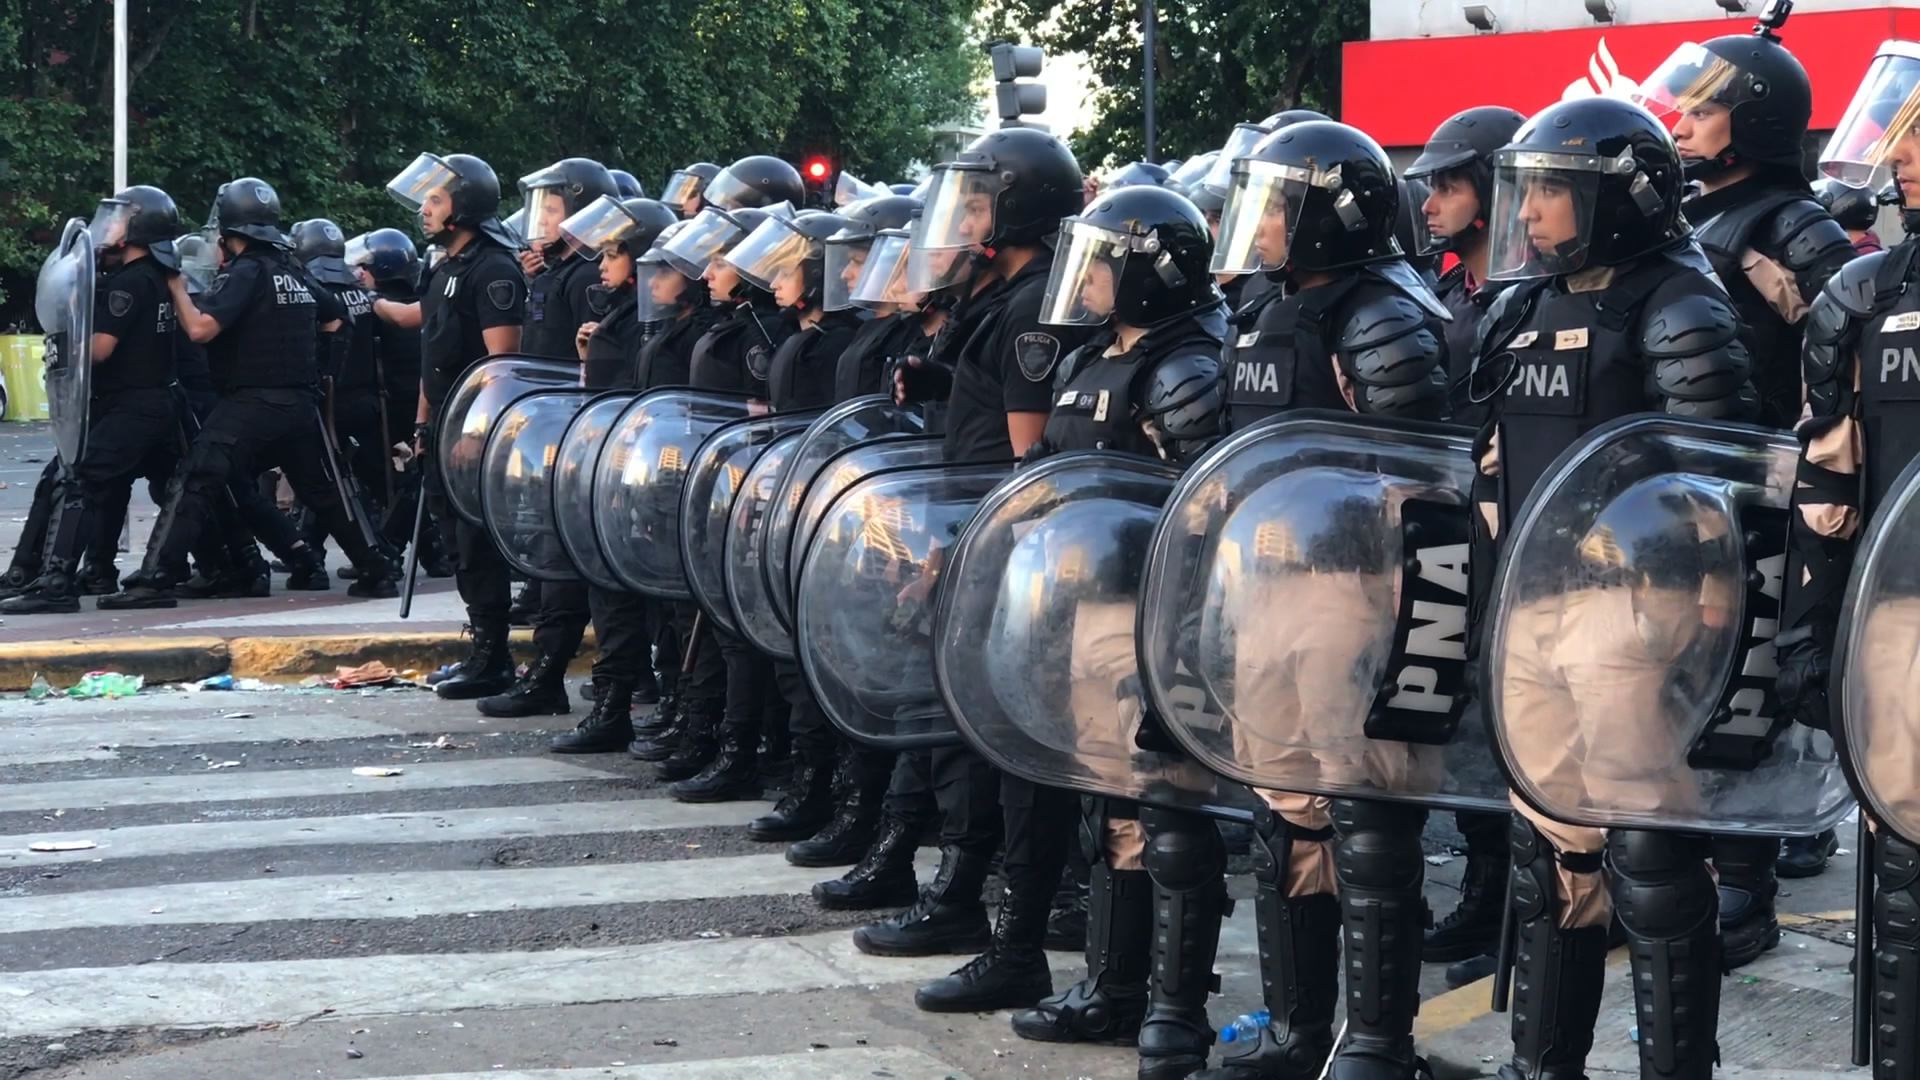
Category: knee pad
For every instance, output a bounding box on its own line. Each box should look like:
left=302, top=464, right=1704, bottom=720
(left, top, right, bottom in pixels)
left=1331, top=798, right=1425, bottom=892
left=1606, top=829, right=1715, bottom=940
left=1877, top=832, right=1920, bottom=949
left=1251, top=803, right=1333, bottom=891
left=1078, top=797, right=1109, bottom=866
left=1142, top=806, right=1226, bottom=893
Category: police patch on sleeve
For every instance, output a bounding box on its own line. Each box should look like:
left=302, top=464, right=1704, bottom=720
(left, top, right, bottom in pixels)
left=486, top=279, right=518, bottom=312
left=1015, top=331, right=1062, bottom=382
left=107, top=290, right=134, bottom=318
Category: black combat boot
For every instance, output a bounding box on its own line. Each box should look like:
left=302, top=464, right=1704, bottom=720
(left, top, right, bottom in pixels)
left=75, top=562, right=122, bottom=596
left=1011, top=864, right=1151, bottom=1044
left=549, top=679, right=635, bottom=754
left=434, top=622, right=516, bottom=701
left=853, top=845, right=992, bottom=956
left=476, top=650, right=571, bottom=718
left=1046, top=855, right=1091, bottom=951
left=914, top=883, right=1055, bottom=1013
left=654, top=703, right=721, bottom=783
left=282, top=545, right=331, bottom=591
left=669, top=724, right=762, bottom=802
left=1715, top=834, right=1782, bottom=970
left=1425, top=815, right=1508, bottom=963
left=813, top=812, right=921, bottom=910
left=345, top=550, right=400, bottom=598
left=0, top=564, right=39, bottom=601
left=747, top=753, right=835, bottom=842
left=97, top=568, right=179, bottom=610
left=628, top=693, right=683, bottom=758
left=0, top=568, right=80, bottom=614
left=786, top=748, right=888, bottom=867
left=1777, top=829, right=1838, bottom=879
left=1494, top=816, right=1606, bottom=1080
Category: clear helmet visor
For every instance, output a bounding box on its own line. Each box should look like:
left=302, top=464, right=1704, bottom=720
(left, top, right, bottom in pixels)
left=386, top=153, right=457, bottom=211
left=834, top=173, right=880, bottom=207
left=343, top=233, right=371, bottom=268
left=1485, top=151, right=1603, bottom=281
left=558, top=196, right=640, bottom=262
left=1820, top=49, right=1920, bottom=191
left=1170, top=150, right=1219, bottom=193
left=520, top=186, right=571, bottom=249
left=905, top=236, right=979, bottom=294
left=1200, top=124, right=1269, bottom=198
left=636, top=260, right=691, bottom=321
left=1634, top=42, right=1763, bottom=125
left=703, top=166, right=775, bottom=211
left=1040, top=221, right=1131, bottom=326
left=853, top=230, right=916, bottom=309
left=918, top=165, right=1006, bottom=250
left=659, top=206, right=745, bottom=279
left=1211, top=159, right=1311, bottom=274
left=89, top=202, right=134, bottom=252
left=721, top=215, right=812, bottom=295
left=823, top=237, right=873, bottom=311
left=502, top=206, right=528, bottom=248
left=662, top=169, right=705, bottom=208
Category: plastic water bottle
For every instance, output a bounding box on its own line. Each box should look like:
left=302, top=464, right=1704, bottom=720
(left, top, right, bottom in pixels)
left=1218, top=1009, right=1271, bottom=1044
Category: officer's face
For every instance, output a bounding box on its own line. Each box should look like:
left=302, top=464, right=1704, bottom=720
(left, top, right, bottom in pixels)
left=1079, top=260, right=1117, bottom=319
left=959, top=193, right=994, bottom=245
left=1423, top=171, right=1480, bottom=242
left=1254, top=192, right=1290, bottom=268
left=600, top=249, right=633, bottom=289
left=1672, top=102, right=1733, bottom=161
left=705, top=260, right=742, bottom=301
left=420, top=187, right=453, bottom=237
left=354, top=266, right=375, bottom=289
left=1889, top=128, right=1920, bottom=208
left=538, top=197, right=566, bottom=241
left=681, top=194, right=706, bottom=220
left=773, top=264, right=806, bottom=309
left=841, top=247, right=868, bottom=292
left=1519, top=176, right=1579, bottom=253
left=650, top=264, right=688, bottom=306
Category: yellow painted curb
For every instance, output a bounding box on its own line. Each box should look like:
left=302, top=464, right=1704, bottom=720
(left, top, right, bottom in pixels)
left=0, top=636, right=230, bottom=690
left=228, top=630, right=596, bottom=680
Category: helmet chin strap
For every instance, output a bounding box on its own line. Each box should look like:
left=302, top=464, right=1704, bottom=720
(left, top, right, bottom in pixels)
left=1682, top=149, right=1742, bottom=183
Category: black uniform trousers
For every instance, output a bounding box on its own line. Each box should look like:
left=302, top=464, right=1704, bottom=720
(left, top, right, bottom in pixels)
left=669, top=601, right=726, bottom=711
left=147, top=388, right=381, bottom=578
left=586, top=583, right=662, bottom=698
left=423, top=438, right=512, bottom=629
left=718, top=630, right=774, bottom=736
left=532, top=580, right=591, bottom=660
left=332, top=389, right=394, bottom=516
left=884, top=744, right=1002, bottom=854
left=90, top=385, right=263, bottom=578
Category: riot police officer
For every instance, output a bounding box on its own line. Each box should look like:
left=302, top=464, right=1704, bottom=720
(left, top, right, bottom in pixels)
left=472, top=157, right=622, bottom=720
left=1473, top=97, right=1756, bottom=1080
left=1193, top=119, right=1450, bottom=1080
left=1776, top=42, right=1920, bottom=1077
left=663, top=162, right=722, bottom=219
left=100, top=178, right=399, bottom=609
left=1636, top=3, right=1855, bottom=966
left=828, top=197, right=925, bottom=401
left=5, top=187, right=187, bottom=614
left=373, top=152, right=527, bottom=699
left=873, top=125, right=1095, bottom=1015
left=610, top=169, right=646, bottom=200
left=345, top=227, right=442, bottom=571
left=998, top=183, right=1233, bottom=1080
left=1814, top=176, right=1884, bottom=256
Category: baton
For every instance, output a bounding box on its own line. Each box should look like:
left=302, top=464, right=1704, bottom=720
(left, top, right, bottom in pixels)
left=399, top=477, right=426, bottom=619
left=681, top=609, right=705, bottom=675
left=1490, top=870, right=1517, bottom=1013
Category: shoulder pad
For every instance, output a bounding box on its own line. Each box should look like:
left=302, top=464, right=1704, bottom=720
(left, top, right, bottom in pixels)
left=1641, top=279, right=1752, bottom=403
left=1822, top=250, right=1888, bottom=319
left=1336, top=288, right=1446, bottom=389
left=1764, top=198, right=1855, bottom=273
left=1141, top=350, right=1226, bottom=450
left=1364, top=261, right=1452, bottom=322
left=1802, top=288, right=1861, bottom=394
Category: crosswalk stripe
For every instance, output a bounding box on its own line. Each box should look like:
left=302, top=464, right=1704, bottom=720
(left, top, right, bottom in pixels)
left=0, top=756, right=619, bottom=813
left=0, top=748, right=116, bottom=768
left=0, top=928, right=975, bottom=1038
left=354, top=1048, right=971, bottom=1080
left=0, top=798, right=776, bottom=865
left=0, top=710, right=394, bottom=760
left=0, top=850, right=941, bottom=932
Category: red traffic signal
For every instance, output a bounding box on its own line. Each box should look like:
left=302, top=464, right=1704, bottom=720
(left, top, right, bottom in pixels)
left=805, top=157, right=831, bottom=181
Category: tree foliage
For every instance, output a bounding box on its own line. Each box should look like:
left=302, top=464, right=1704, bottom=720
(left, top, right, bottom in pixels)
left=0, top=0, right=981, bottom=322
left=990, top=0, right=1367, bottom=172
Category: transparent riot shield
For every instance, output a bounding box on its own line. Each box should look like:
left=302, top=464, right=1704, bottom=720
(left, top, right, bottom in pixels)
left=795, top=460, right=1013, bottom=749
left=480, top=388, right=594, bottom=581
left=725, top=430, right=808, bottom=660
left=554, top=391, right=640, bottom=592
left=1839, top=452, right=1920, bottom=845
left=35, top=219, right=93, bottom=467
left=681, top=410, right=825, bottom=637
left=789, top=436, right=944, bottom=601
left=1488, top=415, right=1851, bottom=836
left=762, top=396, right=931, bottom=631
left=436, top=356, right=578, bottom=525
left=591, top=388, right=754, bottom=597
left=934, top=452, right=1260, bottom=819
left=1136, top=412, right=1501, bottom=812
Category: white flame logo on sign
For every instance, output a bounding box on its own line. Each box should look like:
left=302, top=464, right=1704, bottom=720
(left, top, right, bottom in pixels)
left=1562, top=38, right=1641, bottom=101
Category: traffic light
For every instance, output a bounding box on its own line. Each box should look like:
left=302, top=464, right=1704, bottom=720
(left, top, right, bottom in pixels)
left=801, top=155, right=834, bottom=208
left=989, top=42, right=1047, bottom=127
left=805, top=157, right=831, bottom=182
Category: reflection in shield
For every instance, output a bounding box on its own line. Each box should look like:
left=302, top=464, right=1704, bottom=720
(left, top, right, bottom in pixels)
left=590, top=390, right=753, bottom=597
left=936, top=453, right=1256, bottom=818
left=437, top=357, right=578, bottom=525
left=726, top=430, right=810, bottom=660
left=1841, top=452, right=1920, bottom=844
left=482, top=388, right=594, bottom=581
left=554, top=392, right=640, bottom=591
left=795, top=459, right=1004, bottom=749
left=789, top=437, right=945, bottom=601
left=1489, top=416, right=1852, bottom=836
left=1139, top=413, right=1501, bottom=813
left=683, top=412, right=823, bottom=637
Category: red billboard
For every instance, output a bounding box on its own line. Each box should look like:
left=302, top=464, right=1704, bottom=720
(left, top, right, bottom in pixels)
left=1342, top=8, right=1920, bottom=146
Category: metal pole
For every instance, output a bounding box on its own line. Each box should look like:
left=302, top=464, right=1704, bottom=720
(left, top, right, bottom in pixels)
left=1142, top=0, right=1158, bottom=161
left=113, top=0, right=128, bottom=191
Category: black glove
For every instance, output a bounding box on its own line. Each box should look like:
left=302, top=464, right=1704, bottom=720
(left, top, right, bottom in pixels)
left=1773, top=623, right=1832, bottom=731
left=893, top=354, right=954, bottom=405
left=1019, top=437, right=1055, bottom=467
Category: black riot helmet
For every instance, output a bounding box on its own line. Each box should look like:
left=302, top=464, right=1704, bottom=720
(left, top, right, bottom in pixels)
left=1403, top=105, right=1528, bottom=254
left=1041, top=184, right=1222, bottom=329
left=1635, top=2, right=1812, bottom=180
left=174, top=233, right=216, bottom=292
left=723, top=209, right=849, bottom=310
left=1213, top=121, right=1400, bottom=275
left=703, top=155, right=806, bottom=211
left=823, top=195, right=922, bottom=310
left=662, top=162, right=722, bottom=215
left=91, top=185, right=182, bottom=268
left=611, top=169, right=646, bottom=199
left=919, top=126, right=1084, bottom=251
left=1486, top=97, right=1690, bottom=280
left=519, top=158, right=621, bottom=251
left=1198, top=110, right=1332, bottom=200
left=1107, top=161, right=1174, bottom=189
left=557, top=196, right=679, bottom=262
left=386, top=152, right=512, bottom=247
left=208, top=177, right=290, bottom=249
left=703, top=204, right=789, bottom=303
left=1813, top=177, right=1879, bottom=231
left=291, top=219, right=358, bottom=286
left=344, top=227, right=420, bottom=288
